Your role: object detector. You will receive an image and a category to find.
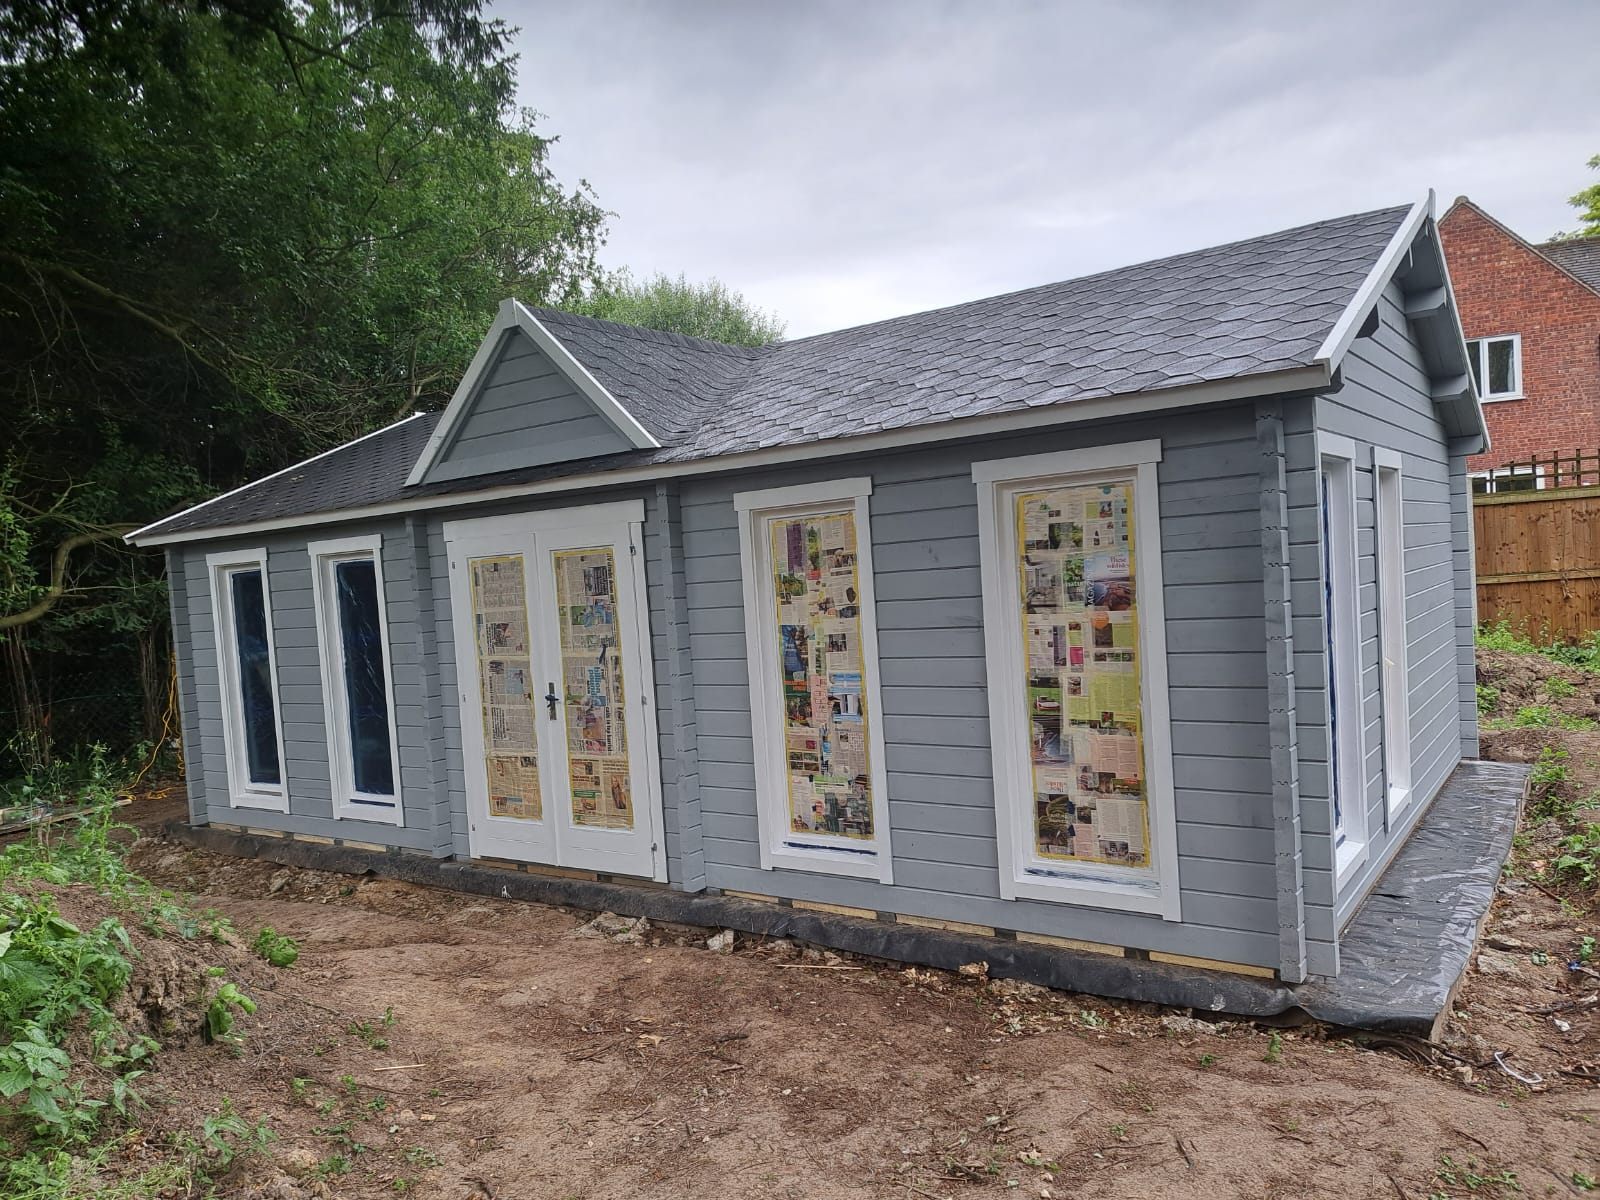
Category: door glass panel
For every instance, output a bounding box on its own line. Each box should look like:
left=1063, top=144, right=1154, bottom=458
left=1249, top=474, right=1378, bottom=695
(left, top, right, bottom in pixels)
left=1015, top=479, right=1148, bottom=868
left=335, top=559, right=395, bottom=796
left=553, top=548, right=633, bottom=829
left=229, top=568, right=281, bottom=786
left=766, top=510, right=875, bottom=842
left=470, top=556, right=542, bottom=820
left=1321, top=471, right=1344, bottom=839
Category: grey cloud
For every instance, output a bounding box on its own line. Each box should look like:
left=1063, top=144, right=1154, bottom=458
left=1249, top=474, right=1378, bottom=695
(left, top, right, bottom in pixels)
left=504, top=0, right=1600, bottom=336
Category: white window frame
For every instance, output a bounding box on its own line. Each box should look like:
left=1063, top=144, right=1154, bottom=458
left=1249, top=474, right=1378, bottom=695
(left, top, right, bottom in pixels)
left=308, top=534, right=404, bottom=825
left=733, top=477, right=894, bottom=883
left=1319, top=435, right=1367, bottom=888
left=973, top=440, right=1180, bottom=920
left=206, top=547, right=289, bottom=812
left=1469, top=465, right=1545, bottom=494
left=1373, top=448, right=1413, bottom=823
left=1464, top=334, right=1522, bottom=402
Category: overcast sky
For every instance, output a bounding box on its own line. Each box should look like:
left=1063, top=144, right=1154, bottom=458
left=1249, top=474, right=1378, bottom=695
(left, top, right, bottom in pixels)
left=504, top=0, right=1600, bottom=338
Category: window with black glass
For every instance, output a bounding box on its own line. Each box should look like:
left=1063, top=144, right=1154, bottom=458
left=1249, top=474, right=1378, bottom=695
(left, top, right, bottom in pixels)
left=334, top=558, right=395, bottom=797
left=228, top=568, right=281, bottom=786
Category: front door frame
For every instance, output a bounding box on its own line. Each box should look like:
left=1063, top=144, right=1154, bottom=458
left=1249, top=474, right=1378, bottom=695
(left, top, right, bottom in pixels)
left=442, top=499, right=666, bottom=882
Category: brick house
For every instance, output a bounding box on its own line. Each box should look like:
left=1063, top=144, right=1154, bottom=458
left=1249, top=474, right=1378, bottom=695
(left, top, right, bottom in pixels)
left=1438, top=198, right=1600, bottom=489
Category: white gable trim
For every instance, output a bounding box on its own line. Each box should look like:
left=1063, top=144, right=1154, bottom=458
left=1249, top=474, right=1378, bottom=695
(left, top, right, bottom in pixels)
left=1315, top=193, right=1430, bottom=373
left=404, top=298, right=659, bottom=488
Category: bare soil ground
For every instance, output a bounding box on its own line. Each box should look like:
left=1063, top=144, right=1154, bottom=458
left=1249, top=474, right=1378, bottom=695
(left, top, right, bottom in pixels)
left=33, top=649, right=1600, bottom=1200
left=89, top=846, right=1591, bottom=1197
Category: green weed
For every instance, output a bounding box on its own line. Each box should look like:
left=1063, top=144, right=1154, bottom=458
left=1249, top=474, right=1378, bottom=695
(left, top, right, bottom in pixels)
left=203, top=982, right=257, bottom=1046
left=1476, top=684, right=1500, bottom=717
left=1552, top=825, right=1600, bottom=889
left=1263, top=1031, right=1283, bottom=1064
left=250, top=926, right=300, bottom=968
left=1546, top=677, right=1579, bottom=700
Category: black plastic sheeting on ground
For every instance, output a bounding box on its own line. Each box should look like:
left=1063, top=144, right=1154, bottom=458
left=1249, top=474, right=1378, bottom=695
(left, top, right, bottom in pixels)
left=1296, top=759, right=1529, bottom=1036
left=165, top=757, right=1527, bottom=1034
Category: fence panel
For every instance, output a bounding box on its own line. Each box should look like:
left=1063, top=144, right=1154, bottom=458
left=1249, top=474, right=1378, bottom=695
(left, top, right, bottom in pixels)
left=1473, top=486, right=1600, bottom=641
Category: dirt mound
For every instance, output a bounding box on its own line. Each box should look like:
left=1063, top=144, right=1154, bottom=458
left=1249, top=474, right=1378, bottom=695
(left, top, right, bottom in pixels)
left=1477, top=648, right=1600, bottom=725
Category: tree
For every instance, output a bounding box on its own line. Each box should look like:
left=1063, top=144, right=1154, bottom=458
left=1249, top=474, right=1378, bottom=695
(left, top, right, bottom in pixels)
left=0, top=0, right=609, bottom=766
left=1557, top=154, right=1600, bottom=239
left=579, top=271, right=786, bottom=346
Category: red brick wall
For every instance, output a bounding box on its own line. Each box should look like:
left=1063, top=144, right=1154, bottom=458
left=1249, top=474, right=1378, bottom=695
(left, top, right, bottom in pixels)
left=1437, top=202, right=1600, bottom=476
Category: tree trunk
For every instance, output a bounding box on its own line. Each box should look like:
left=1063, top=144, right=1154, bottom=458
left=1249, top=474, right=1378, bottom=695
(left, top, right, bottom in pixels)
left=2, top=634, right=50, bottom=772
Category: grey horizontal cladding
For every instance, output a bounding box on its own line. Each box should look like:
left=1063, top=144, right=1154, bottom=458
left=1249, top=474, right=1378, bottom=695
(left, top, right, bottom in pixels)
left=423, top=328, right=634, bottom=484
left=167, top=547, right=207, bottom=825
left=681, top=403, right=1279, bottom=968
left=1308, top=277, right=1468, bottom=935
left=177, top=520, right=444, bottom=849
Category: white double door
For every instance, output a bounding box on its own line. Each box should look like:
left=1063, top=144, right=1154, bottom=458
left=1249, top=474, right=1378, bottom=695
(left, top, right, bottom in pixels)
left=443, top=501, right=662, bottom=880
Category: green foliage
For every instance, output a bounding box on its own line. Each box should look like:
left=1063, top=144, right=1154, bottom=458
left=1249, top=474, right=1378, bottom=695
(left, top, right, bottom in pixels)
left=203, top=982, right=256, bottom=1046
left=1484, top=705, right=1598, bottom=732
left=1432, top=1154, right=1520, bottom=1195
left=1475, top=684, right=1500, bottom=717
left=1262, top=1031, right=1283, bottom=1064
left=578, top=270, right=786, bottom=346
left=1560, top=154, right=1600, bottom=240
left=1529, top=748, right=1574, bottom=821
left=1552, top=824, right=1600, bottom=890
left=250, top=927, right=299, bottom=968
left=1476, top=620, right=1600, bottom=672
left=1546, top=677, right=1578, bottom=701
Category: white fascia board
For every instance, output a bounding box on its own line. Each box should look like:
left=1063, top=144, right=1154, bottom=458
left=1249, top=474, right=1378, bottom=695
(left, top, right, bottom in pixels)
left=126, top=413, right=429, bottom=546
left=1315, top=192, right=1432, bottom=374
left=403, top=301, right=520, bottom=487
left=131, top=361, right=1331, bottom=547
left=402, top=299, right=660, bottom=490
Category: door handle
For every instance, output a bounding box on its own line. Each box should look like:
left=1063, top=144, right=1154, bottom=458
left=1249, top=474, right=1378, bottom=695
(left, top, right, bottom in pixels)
left=544, top=683, right=560, bottom=720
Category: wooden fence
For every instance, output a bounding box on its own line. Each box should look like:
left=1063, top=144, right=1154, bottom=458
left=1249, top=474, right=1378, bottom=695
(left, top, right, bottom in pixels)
left=1474, top=481, right=1600, bottom=641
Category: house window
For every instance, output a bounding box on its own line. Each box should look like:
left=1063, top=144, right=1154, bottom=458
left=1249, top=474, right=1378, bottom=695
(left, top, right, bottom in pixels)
left=1464, top=335, right=1521, bottom=401
left=733, top=478, right=893, bottom=883
left=1373, top=449, right=1412, bottom=822
left=206, top=548, right=288, bottom=812
left=309, top=535, right=403, bottom=823
left=1319, top=437, right=1367, bottom=887
left=1470, top=466, right=1543, bottom=494
left=972, top=441, right=1179, bottom=920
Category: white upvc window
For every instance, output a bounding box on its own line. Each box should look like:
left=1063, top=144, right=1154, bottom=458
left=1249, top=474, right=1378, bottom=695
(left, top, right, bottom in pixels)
left=1469, top=465, right=1545, bottom=494
left=1373, top=448, right=1413, bottom=823
left=1464, top=334, right=1522, bottom=401
left=1319, top=435, right=1367, bottom=888
left=308, top=534, right=404, bottom=824
left=206, top=548, right=289, bottom=812
left=733, top=477, right=894, bottom=883
left=972, top=440, right=1180, bottom=920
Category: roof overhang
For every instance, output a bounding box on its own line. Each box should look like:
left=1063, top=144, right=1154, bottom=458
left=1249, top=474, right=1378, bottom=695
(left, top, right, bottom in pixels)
left=402, top=298, right=660, bottom=488
left=127, top=361, right=1332, bottom=547
left=1316, top=190, right=1488, bottom=454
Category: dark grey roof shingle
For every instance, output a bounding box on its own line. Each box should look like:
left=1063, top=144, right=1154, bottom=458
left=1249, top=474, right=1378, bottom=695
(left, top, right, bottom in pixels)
left=138, top=204, right=1411, bottom=538
left=1536, top=237, right=1600, bottom=294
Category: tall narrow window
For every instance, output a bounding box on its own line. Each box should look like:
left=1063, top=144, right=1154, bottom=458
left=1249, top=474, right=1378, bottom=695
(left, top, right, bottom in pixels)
left=309, top=535, right=403, bottom=823
left=207, top=549, right=287, bottom=811
left=1374, top=449, right=1413, bottom=821
left=974, top=442, right=1179, bottom=920
left=1319, top=439, right=1366, bottom=886
left=734, top=478, right=893, bottom=882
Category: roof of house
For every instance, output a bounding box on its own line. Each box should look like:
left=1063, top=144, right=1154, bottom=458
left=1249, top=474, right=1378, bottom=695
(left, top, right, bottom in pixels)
left=133, top=201, right=1458, bottom=543
left=1536, top=236, right=1600, bottom=294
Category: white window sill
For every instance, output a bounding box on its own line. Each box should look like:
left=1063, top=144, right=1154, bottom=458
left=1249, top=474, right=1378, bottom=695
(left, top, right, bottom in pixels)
left=1335, top=837, right=1368, bottom=891
left=1478, top=393, right=1524, bottom=403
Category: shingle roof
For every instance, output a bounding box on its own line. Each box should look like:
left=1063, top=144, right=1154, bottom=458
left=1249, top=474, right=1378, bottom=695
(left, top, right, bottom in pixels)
left=135, top=203, right=1413, bottom=539
left=1536, top=237, right=1600, bottom=294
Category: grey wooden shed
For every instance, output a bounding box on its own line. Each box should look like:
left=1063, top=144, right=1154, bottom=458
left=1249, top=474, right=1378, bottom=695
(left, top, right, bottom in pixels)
left=130, top=194, right=1488, bottom=987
